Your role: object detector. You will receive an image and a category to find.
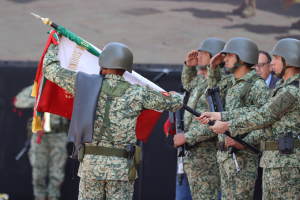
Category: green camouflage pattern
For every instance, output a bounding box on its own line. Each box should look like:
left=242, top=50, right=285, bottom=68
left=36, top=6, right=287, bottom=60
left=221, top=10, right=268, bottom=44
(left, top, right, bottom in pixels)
left=29, top=133, right=68, bottom=200
left=263, top=167, right=300, bottom=200
left=78, top=179, right=133, bottom=200
left=184, top=162, right=220, bottom=200
left=228, top=73, right=300, bottom=168
left=208, top=66, right=269, bottom=162
left=43, top=43, right=183, bottom=182
left=207, top=66, right=269, bottom=199
left=181, top=64, right=220, bottom=199
left=219, top=154, right=258, bottom=200
left=15, top=84, right=69, bottom=200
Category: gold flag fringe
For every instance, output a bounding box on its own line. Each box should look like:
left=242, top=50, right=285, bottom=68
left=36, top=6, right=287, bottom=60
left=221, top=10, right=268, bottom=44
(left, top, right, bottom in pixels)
left=32, top=115, right=42, bottom=133
left=31, top=81, right=38, bottom=97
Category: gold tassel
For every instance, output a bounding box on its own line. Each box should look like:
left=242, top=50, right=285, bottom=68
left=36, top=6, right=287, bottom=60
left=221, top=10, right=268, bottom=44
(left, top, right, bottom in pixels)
left=31, top=81, right=38, bottom=97
left=32, top=115, right=42, bottom=133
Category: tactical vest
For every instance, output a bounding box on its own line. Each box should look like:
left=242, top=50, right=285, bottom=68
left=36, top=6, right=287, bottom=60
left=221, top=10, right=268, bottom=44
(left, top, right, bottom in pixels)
left=185, top=79, right=208, bottom=131
left=226, top=73, right=262, bottom=109
left=222, top=73, right=263, bottom=142
left=266, top=78, right=299, bottom=141
left=97, top=79, right=132, bottom=146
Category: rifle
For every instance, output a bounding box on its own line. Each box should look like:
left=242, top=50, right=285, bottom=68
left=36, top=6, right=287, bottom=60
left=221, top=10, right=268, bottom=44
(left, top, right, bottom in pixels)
left=182, top=103, right=262, bottom=158
left=170, top=89, right=191, bottom=186
left=15, top=138, right=31, bottom=161
left=206, top=87, right=240, bottom=171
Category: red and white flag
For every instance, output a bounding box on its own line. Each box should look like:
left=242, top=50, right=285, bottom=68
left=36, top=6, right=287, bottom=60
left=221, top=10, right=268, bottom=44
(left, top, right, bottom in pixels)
left=32, top=27, right=164, bottom=142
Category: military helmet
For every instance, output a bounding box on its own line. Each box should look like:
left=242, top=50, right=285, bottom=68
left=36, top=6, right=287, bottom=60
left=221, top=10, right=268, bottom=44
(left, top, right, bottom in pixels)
left=270, top=38, right=300, bottom=68
left=197, top=38, right=226, bottom=57
left=221, top=37, right=259, bottom=64
left=99, top=42, right=133, bottom=73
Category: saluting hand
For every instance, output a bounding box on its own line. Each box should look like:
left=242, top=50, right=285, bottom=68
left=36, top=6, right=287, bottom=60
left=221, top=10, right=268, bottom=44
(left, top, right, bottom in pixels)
left=173, top=132, right=187, bottom=148
left=186, top=50, right=198, bottom=67
left=210, top=52, right=225, bottom=68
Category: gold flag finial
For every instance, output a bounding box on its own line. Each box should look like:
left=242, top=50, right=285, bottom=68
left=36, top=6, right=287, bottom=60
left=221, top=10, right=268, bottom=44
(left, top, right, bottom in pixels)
left=31, top=13, right=53, bottom=26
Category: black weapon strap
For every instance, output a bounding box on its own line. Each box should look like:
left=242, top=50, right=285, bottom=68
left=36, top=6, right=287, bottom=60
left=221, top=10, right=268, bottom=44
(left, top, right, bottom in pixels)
left=98, top=79, right=132, bottom=147
left=185, top=79, right=208, bottom=131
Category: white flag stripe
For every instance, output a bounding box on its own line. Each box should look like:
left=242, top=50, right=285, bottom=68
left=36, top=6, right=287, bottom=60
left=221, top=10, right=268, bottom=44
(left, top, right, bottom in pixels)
left=57, top=36, right=165, bottom=112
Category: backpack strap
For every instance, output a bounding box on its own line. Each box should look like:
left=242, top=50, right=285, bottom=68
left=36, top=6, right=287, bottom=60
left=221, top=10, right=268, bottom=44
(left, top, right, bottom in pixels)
left=185, top=79, right=208, bottom=131
left=238, top=74, right=262, bottom=108
left=98, top=80, right=132, bottom=146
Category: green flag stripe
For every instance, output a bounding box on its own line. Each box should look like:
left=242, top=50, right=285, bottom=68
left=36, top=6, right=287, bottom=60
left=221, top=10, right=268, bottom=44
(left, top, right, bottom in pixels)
left=56, top=26, right=101, bottom=57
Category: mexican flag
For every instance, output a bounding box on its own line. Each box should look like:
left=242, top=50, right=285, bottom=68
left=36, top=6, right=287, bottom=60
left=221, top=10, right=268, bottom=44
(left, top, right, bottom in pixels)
left=32, top=26, right=164, bottom=142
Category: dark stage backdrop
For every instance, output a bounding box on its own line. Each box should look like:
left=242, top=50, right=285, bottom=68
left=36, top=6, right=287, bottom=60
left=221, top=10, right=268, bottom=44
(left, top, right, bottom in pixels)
left=0, top=61, right=183, bottom=200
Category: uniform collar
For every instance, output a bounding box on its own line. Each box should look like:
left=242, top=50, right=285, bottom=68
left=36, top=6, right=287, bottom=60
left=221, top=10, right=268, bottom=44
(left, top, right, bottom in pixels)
left=281, top=72, right=300, bottom=86
left=231, top=69, right=257, bottom=84
left=104, top=74, right=125, bottom=82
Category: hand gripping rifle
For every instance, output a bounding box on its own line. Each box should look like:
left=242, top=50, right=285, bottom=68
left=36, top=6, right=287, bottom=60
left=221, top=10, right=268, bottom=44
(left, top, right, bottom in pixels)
left=182, top=103, right=262, bottom=159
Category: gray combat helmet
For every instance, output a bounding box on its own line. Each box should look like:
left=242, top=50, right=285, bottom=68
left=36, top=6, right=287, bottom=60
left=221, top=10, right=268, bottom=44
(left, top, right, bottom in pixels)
left=99, top=42, right=133, bottom=73
left=197, top=38, right=226, bottom=70
left=270, top=38, right=300, bottom=68
left=221, top=37, right=259, bottom=73
left=270, top=38, right=300, bottom=76
left=197, top=38, right=226, bottom=57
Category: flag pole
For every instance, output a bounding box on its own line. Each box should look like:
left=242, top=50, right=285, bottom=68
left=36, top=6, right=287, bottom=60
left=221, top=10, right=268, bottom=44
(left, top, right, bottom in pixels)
left=31, top=13, right=58, bottom=29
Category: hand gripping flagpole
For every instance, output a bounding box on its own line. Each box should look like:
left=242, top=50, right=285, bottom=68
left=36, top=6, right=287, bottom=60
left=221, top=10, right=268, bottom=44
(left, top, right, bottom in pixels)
left=31, top=13, right=59, bottom=29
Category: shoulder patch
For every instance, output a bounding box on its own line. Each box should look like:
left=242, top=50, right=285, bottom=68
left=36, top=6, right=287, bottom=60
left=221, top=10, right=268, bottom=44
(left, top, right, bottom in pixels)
left=160, top=91, right=171, bottom=97
left=56, top=68, right=77, bottom=81
left=146, top=84, right=172, bottom=99
left=268, top=90, right=296, bottom=118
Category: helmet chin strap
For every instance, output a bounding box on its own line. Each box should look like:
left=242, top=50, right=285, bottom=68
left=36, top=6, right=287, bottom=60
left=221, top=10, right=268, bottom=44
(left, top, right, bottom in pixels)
left=276, top=58, right=291, bottom=77
left=100, top=67, right=108, bottom=75
left=197, top=64, right=210, bottom=71
left=225, top=56, right=244, bottom=74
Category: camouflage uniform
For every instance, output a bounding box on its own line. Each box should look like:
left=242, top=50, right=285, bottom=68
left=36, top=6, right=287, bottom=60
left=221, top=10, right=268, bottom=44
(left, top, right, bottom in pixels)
left=208, top=66, right=270, bottom=200
left=227, top=73, right=300, bottom=200
left=15, top=85, right=69, bottom=200
left=43, top=43, right=183, bottom=200
left=181, top=63, right=220, bottom=200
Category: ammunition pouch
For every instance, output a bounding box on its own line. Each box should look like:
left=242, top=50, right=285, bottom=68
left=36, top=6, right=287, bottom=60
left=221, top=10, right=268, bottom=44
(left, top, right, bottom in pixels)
left=78, top=144, right=128, bottom=162
left=127, top=145, right=142, bottom=182
left=260, top=134, right=300, bottom=154
left=279, top=132, right=294, bottom=154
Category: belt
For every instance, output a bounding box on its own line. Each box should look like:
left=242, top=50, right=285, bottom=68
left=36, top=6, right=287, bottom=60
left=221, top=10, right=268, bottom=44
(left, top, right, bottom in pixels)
left=84, top=146, right=128, bottom=158
left=261, top=140, right=300, bottom=151
left=217, top=142, right=227, bottom=152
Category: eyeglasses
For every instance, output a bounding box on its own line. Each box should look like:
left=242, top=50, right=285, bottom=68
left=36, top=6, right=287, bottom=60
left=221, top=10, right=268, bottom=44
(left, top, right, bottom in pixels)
left=253, top=63, right=269, bottom=69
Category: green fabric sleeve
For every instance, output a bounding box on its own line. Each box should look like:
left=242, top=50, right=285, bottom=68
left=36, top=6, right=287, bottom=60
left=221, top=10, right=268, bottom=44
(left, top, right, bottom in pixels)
left=56, top=26, right=101, bottom=57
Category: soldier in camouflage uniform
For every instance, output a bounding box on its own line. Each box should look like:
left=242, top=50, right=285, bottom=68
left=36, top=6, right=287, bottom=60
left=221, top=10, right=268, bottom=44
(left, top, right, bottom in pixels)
left=42, top=42, right=183, bottom=200
left=197, top=37, right=270, bottom=200
left=173, top=38, right=226, bottom=200
left=203, top=38, right=300, bottom=200
left=14, top=85, right=69, bottom=200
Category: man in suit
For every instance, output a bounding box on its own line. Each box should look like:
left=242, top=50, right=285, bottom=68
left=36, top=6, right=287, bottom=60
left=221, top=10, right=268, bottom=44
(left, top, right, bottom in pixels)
left=253, top=51, right=280, bottom=89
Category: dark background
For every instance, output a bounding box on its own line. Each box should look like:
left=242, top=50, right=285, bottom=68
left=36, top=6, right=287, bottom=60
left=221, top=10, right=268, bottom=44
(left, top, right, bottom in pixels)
left=0, top=61, right=182, bottom=200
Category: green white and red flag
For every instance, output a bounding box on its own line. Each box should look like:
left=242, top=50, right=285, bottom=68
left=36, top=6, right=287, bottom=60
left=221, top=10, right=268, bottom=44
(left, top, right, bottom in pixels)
left=32, top=26, right=164, bottom=142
